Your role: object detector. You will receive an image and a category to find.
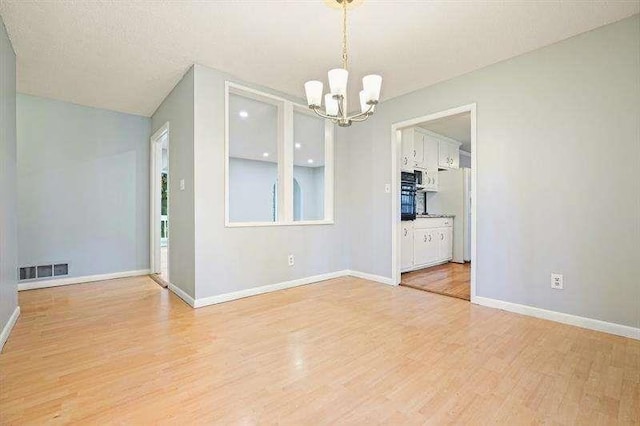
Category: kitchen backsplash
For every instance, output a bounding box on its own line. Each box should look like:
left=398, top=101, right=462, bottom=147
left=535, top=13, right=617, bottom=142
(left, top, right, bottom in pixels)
left=416, top=191, right=426, bottom=215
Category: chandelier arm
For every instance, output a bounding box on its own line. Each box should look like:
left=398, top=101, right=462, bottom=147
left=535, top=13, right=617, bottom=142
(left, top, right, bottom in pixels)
left=346, top=103, right=375, bottom=121
left=349, top=114, right=372, bottom=123
left=310, top=105, right=340, bottom=121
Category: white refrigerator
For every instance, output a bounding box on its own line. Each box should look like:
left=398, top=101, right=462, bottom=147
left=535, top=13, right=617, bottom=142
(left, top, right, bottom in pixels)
left=426, top=168, right=471, bottom=263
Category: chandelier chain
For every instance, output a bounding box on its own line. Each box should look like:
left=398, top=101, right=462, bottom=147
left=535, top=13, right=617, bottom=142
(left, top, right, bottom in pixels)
left=342, top=0, right=348, bottom=70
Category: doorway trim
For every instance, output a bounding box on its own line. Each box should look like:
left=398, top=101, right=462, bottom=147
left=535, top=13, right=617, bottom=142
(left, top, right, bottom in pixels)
left=390, top=103, right=477, bottom=302
left=150, top=122, right=170, bottom=280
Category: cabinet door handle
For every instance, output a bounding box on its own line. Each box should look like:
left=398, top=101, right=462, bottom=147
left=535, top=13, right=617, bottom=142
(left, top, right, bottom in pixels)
left=413, top=150, right=416, bottom=157
left=403, top=157, right=408, bottom=165
left=440, top=233, right=444, bottom=240
left=424, top=235, right=427, bottom=242
left=428, top=234, right=432, bottom=242
left=404, top=229, right=407, bottom=236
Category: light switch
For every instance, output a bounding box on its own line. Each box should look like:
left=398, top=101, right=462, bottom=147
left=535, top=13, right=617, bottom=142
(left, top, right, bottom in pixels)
left=179, top=179, right=185, bottom=191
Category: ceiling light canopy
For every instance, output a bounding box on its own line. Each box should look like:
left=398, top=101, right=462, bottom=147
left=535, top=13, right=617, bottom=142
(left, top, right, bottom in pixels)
left=304, top=0, right=382, bottom=127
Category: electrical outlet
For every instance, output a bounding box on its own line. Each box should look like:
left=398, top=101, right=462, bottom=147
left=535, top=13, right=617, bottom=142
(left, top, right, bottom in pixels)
left=384, top=184, right=391, bottom=193
left=551, top=273, right=563, bottom=289
left=288, top=254, right=295, bottom=266
left=179, top=179, right=185, bottom=191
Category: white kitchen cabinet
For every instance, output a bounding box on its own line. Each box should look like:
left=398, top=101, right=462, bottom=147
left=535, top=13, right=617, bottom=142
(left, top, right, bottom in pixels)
left=401, top=222, right=414, bottom=271
left=423, top=134, right=439, bottom=171
left=438, top=140, right=460, bottom=170
left=424, top=170, right=438, bottom=192
left=407, top=218, right=454, bottom=270
left=436, top=227, right=453, bottom=262
left=413, top=132, right=425, bottom=168
left=401, top=129, right=414, bottom=172
left=401, top=129, right=431, bottom=172
left=413, top=229, right=438, bottom=266
left=419, top=131, right=440, bottom=191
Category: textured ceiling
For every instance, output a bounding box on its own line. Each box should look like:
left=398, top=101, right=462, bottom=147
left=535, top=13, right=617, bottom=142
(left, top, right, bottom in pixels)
left=0, top=1, right=637, bottom=117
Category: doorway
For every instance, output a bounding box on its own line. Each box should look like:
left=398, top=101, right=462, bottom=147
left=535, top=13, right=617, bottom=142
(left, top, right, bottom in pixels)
left=150, top=123, right=170, bottom=287
left=391, top=104, right=476, bottom=301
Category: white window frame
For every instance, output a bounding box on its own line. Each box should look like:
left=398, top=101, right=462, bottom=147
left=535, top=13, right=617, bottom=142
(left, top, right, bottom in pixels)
left=224, top=81, right=334, bottom=227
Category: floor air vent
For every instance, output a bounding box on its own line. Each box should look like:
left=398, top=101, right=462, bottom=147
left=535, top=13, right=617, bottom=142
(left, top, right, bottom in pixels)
left=19, top=263, right=69, bottom=281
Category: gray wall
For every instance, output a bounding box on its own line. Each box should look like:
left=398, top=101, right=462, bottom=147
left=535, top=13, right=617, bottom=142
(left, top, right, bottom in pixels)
left=228, top=158, right=277, bottom=223
left=0, top=15, right=18, bottom=341
left=344, top=15, right=640, bottom=328
left=228, top=157, right=324, bottom=223
left=459, top=152, right=471, bottom=168
left=17, top=94, right=151, bottom=279
left=151, top=67, right=196, bottom=297
left=193, top=64, right=349, bottom=299
left=294, top=165, right=325, bottom=221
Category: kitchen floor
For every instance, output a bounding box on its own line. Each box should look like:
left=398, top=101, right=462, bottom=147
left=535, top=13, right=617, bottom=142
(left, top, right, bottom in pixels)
left=401, top=262, right=470, bottom=300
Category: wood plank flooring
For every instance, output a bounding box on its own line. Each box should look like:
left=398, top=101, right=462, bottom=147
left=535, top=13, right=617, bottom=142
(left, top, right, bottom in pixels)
left=1, top=276, right=638, bottom=424
left=402, top=262, right=471, bottom=300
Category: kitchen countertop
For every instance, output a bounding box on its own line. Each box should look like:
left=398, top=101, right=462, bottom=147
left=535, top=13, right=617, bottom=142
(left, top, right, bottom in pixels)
left=415, top=214, right=455, bottom=218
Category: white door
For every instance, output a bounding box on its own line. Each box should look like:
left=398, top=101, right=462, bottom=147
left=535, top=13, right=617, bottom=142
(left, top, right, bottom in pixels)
left=463, top=169, right=471, bottom=262
left=401, top=223, right=414, bottom=270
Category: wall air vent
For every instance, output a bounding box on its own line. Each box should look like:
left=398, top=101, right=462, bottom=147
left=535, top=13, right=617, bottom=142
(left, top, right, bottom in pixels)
left=19, top=263, right=69, bottom=281
left=37, top=265, right=53, bottom=278
left=54, top=263, right=68, bottom=276
left=19, top=266, right=36, bottom=280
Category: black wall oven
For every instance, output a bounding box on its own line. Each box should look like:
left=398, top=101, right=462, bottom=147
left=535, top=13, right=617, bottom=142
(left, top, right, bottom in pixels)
left=401, top=172, right=417, bottom=220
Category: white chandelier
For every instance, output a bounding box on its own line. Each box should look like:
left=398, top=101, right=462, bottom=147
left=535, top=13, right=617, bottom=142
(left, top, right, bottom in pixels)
left=304, top=0, right=382, bottom=127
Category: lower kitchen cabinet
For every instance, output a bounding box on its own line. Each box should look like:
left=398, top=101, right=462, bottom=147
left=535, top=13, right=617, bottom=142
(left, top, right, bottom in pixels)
left=413, top=229, right=438, bottom=266
left=401, top=221, right=414, bottom=270
left=437, top=227, right=453, bottom=261
left=401, top=218, right=453, bottom=272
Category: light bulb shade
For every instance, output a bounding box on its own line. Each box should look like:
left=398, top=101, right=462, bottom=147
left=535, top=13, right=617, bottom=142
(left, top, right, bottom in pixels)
left=328, top=68, right=349, bottom=96
left=362, top=74, right=382, bottom=102
left=325, top=93, right=339, bottom=116
left=304, top=80, right=323, bottom=106
left=359, top=90, right=375, bottom=114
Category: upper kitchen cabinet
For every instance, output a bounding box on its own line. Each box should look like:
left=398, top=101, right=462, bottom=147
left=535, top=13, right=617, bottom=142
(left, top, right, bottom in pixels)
left=401, top=129, right=413, bottom=172
left=401, top=128, right=426, bottom=171
left=438, top=139, right=461, bottom=170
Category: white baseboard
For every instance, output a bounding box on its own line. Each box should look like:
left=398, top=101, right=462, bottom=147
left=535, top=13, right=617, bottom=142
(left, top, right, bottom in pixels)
left=474, top=296, right=639, bottom=340
left=168, top=283, right=196, bottom=308
left=0, top=306, right=20, bottom=352
left=401, top=260, right=450, bottom=274
left=18, top=269, right=152, bottom=291
left=191, top=270, right=399, bottom=308
left=347, top=270, right=395, bottom=286
left=193, top=270, right=350, bottom=308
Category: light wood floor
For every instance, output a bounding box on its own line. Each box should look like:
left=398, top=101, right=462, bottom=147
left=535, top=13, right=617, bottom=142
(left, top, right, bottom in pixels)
left=1, top=276, right=638, bottom=424
left=402, top=262, right=471, bottom=300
